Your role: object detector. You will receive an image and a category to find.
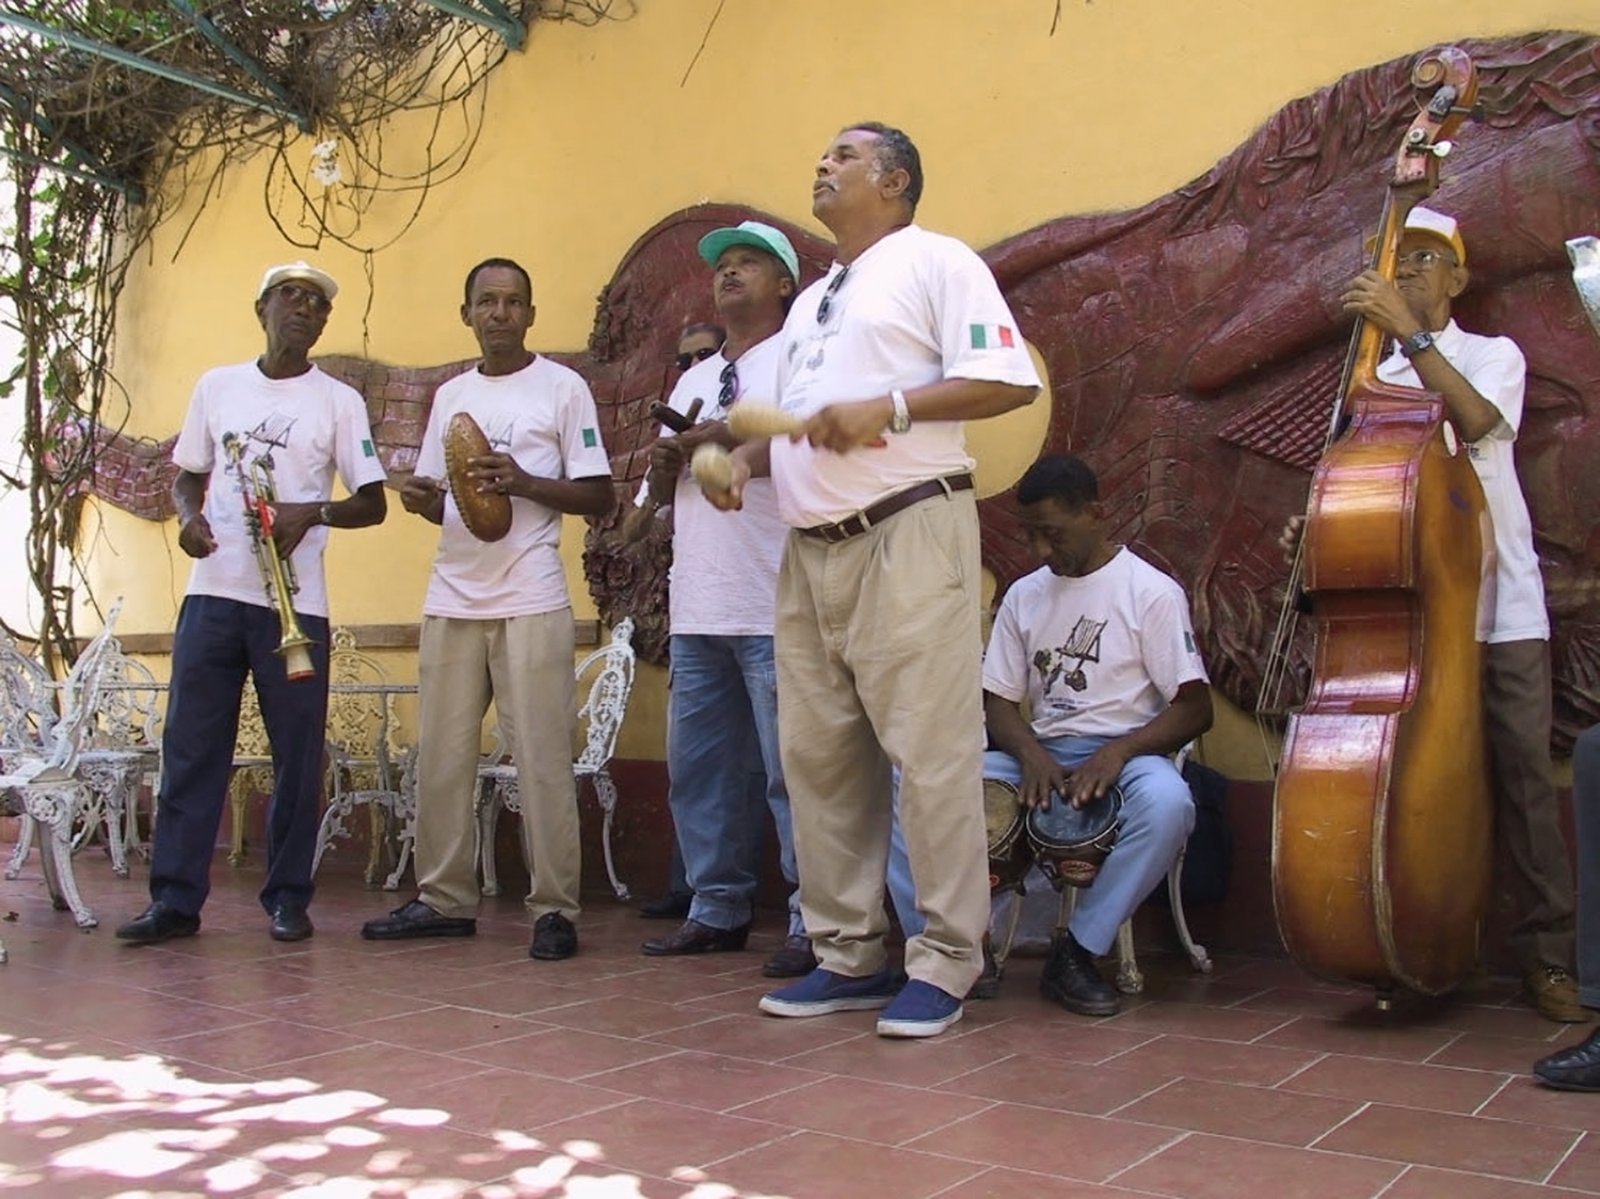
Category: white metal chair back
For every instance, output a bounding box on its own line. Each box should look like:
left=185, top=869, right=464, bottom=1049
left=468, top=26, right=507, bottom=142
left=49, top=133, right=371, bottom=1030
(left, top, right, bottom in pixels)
left=0, top=630, right=56, bottom=754
left=474, top=617, right=639, bottom=899
left=575, top=617, right=635, bottom=779
left=33, top=600, right=125, bottom=778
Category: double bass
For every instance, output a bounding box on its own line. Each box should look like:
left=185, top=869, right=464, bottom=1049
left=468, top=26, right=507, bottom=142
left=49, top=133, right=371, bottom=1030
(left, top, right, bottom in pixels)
left=1270, top=48, right=1492, bottom=1001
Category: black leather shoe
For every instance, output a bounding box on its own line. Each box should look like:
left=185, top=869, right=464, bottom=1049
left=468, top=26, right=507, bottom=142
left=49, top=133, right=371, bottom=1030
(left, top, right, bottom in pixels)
left=530, top=912, right=578, bottom=960
left=966, top=937, right=1002, bottom=1001
left=1040, top=930, right=1120, bottom=1016
left=1535, top=1027, right=1600, bottom=1090
left=269, top=905, right=314, bottom=943
left=642, top=918, right=752, bottom=957
left=762, top=933, right=818, bottom=978
left=115, top=902, right=200, bottom=945
left=361, top=899, right=476, bottom=941
left=639, top=892, right=693, bottom=920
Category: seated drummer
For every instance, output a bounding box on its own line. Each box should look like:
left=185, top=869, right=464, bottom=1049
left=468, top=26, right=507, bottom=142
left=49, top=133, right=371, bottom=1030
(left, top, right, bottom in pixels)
left=983, top=453, right=1212, bottom=1016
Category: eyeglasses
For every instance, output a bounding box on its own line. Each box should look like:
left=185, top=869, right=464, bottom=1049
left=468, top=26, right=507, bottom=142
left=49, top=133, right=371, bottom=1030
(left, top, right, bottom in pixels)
left=674, top=346, right=717, bottom=372
left=816, top=265, right=850, bottom=325
left=718, top=361, right=738, bottom=408
left=1396, top=248, right=1456, bottom=271
left=270, top=283, right=332, bottom=313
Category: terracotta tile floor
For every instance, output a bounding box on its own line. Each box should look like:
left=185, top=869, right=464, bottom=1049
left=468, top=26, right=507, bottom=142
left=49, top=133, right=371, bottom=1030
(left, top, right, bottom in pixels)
left=3, top=859, right=1600, bottom=1198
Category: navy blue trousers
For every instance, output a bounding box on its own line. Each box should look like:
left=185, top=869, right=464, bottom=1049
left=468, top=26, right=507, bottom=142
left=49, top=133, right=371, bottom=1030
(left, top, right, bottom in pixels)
left=149, top=595, right=331, bottom=917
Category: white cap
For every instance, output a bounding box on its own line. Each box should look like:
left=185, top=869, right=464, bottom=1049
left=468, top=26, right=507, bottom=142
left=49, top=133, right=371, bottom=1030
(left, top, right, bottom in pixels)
left=1403, top=207, right=1467, bottom=267
left=257, top=261, right=339, bottom=301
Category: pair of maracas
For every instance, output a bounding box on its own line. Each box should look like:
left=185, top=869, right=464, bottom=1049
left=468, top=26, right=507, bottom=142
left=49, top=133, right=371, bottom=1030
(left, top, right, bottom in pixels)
left=443, top=402, right=802, bottom=541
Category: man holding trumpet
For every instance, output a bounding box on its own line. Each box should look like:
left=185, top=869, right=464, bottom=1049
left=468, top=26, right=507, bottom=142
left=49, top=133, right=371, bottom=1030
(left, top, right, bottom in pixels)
left=118, top=261, right=388, bottom=946
left=705, top=123, right=1039, bottom=1037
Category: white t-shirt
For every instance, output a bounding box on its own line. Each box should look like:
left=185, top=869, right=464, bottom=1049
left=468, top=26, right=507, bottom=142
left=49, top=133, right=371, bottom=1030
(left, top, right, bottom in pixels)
left=983, top=549, right=1210, bottom=741
left=769, top=224, right=1040, bottom=527
left=633, top=337, right=787, bottom=636
left=1376, top=319, right=1548, bottom=643
left=415, top=356, right=611, bottom=620
left=173, top=361, right=387, bottom=619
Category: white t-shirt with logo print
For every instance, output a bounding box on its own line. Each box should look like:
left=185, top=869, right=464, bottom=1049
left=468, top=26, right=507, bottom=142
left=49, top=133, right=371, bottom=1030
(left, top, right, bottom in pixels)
left=769, top=223, right=1040, bottom=527
left=633, top=335, right=787, bottom=636
left=416, top=355, right=611, bottom=620
left=173, top=361, right=388, bottom=619
left=983, top=548, right=1209, bottom=741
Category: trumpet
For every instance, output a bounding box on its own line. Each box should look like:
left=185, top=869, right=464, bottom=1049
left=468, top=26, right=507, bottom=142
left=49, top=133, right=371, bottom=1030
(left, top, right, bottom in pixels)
left=222, top=433, right=316, bottom=681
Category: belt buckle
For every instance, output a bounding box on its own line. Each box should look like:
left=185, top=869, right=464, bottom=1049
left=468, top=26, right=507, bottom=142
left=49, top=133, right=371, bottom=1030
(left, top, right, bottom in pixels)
left=822, top=522, right=850, bottom=544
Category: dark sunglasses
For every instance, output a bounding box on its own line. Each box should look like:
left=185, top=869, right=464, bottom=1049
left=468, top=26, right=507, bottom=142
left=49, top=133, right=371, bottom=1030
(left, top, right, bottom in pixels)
left=269, top=282, right=332, bottom=314
left=718, top=361, right=738, bottom=408
left=816, top=265, right=850, bottom=325
left=674, top=346, right=718, bottom=372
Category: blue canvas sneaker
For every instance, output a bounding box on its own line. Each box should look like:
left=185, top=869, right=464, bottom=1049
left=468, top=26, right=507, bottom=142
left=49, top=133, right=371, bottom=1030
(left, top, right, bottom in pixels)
left=876, top=979, right=964, bottom=1038
left=758, top=967, right=902, bottom=1017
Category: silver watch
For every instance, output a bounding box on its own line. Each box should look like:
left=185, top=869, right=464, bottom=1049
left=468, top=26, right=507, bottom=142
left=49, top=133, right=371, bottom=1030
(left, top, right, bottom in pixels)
left=889, top=388, right=911, bottom=434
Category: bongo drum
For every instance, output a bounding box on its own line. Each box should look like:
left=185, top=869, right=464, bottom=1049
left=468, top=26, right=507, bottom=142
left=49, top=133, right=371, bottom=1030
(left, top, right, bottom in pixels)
left=982, top=777, right=1028, bottom=893
left=1025, top=784, right=1124, bottom=888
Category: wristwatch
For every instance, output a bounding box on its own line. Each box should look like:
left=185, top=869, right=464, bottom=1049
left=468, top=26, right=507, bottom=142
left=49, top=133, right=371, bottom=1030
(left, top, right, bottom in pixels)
left=1399, top=330, right=1436, bottom=359
left=889, top=388, right=911, bottom=434
left=319, top=502, right=334, bottom=526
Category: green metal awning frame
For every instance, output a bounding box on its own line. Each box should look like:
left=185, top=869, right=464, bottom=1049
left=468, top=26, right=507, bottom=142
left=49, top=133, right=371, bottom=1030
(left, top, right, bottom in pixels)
left=0, top=1, right=531, bottom=203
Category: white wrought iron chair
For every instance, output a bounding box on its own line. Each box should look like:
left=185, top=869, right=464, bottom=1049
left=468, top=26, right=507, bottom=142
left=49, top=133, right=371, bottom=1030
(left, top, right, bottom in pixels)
left=0, top=599, right=125, bottom=929
left=474, top=617, right=637, bottom=900
left=312, top=628, right=417, bottom=887
left=74, top=643, right=166, bottom=874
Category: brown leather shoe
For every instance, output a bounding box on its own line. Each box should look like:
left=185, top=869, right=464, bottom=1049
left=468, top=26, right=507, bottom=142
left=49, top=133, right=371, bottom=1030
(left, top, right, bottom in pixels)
left=762, top=934, right=818, bottom=978
left=1526, top=964, right=1594, bottom=1023
left=642, top=918, right=751, bottom=956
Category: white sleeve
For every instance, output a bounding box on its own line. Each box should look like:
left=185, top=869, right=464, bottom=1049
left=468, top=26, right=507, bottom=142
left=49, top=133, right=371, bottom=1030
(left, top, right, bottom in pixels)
left=333, top=388, right=388, bottom=494
left=981, top=589, right=1031, bottom=703
left=558, top=377, right=612, bottom=480
left=1139, top=580, right=1210, bottom=702
left=932, top=241, right=1041, bottom=388
left=414, top=386, right=451, bottom=480
left=1464, top=337, right=1527, bottom=442
left=171, top=378, right=214, bottom=473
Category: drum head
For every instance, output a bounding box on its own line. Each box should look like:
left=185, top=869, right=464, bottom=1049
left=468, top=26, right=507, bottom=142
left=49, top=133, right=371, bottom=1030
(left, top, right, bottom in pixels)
left=1025, top=784, right=1123, bottom=849
left=982, top=778, right=1023, bottom=856
left=982, top=777, right=1027, bottom=892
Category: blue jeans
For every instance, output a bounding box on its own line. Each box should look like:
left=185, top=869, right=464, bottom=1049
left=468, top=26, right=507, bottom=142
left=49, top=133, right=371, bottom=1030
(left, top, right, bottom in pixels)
left=889, top=736, right=1193, bottom=954
left=668, top=634, right=801, bottom=933
left=1574, top=725, right=1600, bottom=1007
left=149, top=595, right=331, bottom=917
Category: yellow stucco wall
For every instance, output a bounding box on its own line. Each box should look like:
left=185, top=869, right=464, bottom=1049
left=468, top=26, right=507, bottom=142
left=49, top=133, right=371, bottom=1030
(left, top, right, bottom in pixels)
left=79, top=1, right=1600, bottom=780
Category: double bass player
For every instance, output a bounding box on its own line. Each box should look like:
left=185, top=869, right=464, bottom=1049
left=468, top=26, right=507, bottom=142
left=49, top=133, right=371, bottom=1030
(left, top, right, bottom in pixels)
left=1339, top=206, right=1583, bottom=1022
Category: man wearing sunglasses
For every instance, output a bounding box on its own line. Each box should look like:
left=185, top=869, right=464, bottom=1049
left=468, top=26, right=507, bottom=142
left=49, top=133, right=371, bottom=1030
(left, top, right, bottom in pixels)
left=635, top=320, right=730, bottom=924
left=1342, top=206, right=1580, bottom=1025
left=623, top=221, right=814, bottom=979
left=117, top=261, right=389, bottom=947
left=706, top=123, right=1040, bottom=1037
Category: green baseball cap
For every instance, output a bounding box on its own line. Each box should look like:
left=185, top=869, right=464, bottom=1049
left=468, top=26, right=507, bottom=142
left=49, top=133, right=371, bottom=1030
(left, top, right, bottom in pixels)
left=697, top=221, right=800, bottom=283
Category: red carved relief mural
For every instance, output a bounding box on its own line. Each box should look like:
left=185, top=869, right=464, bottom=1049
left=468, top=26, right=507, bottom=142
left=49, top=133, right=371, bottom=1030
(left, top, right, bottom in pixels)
left=75, top=33, right=1600, bottom=743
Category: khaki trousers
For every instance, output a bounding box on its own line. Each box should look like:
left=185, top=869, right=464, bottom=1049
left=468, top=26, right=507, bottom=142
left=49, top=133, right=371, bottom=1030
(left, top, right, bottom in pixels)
left=1485, top=638, right=1576, bottom=971
left=414, top=610, right=580, bottom=922
left=775, top=488, right=989, bottom=998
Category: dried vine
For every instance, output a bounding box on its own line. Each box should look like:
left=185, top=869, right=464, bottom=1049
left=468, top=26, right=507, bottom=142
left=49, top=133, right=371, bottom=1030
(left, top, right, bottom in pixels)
left=0, top=0, right=631, bottom=661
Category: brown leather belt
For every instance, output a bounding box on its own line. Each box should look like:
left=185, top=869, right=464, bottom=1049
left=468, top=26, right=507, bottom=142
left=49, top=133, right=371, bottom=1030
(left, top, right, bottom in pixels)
left=798, top=473, right=975, bottom=544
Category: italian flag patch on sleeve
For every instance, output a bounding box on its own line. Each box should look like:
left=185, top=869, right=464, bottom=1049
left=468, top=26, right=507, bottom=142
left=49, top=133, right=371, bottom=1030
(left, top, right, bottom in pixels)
left=970, top=323, right=1016, bottom=349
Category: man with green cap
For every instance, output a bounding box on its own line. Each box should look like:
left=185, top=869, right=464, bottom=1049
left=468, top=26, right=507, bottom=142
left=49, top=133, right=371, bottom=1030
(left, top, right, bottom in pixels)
left=624, top=220, right=815, bottom=977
